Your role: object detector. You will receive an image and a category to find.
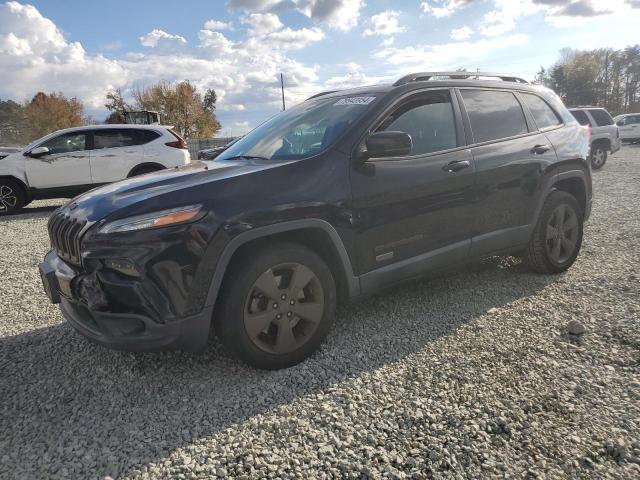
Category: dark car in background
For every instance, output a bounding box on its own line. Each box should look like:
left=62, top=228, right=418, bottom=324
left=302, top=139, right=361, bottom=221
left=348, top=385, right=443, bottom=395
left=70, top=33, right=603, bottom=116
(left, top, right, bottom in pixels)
left=39, top=72, right=591, bottom=369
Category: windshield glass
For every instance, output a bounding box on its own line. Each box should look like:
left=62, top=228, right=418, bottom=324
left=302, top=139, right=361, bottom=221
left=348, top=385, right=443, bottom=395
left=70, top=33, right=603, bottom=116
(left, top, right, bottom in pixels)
left=216, top=94, right=378, bottom=161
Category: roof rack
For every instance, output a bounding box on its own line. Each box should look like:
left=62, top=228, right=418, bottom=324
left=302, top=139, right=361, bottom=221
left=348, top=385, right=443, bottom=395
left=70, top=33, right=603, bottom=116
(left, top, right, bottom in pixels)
left=393, top=72, right=529, bottom=87
left=306, top=90, right=339, bottom=101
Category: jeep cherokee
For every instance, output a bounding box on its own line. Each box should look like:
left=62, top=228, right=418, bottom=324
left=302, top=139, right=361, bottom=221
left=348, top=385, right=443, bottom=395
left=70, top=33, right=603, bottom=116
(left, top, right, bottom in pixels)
left=39, top=72, right=592, bottom=369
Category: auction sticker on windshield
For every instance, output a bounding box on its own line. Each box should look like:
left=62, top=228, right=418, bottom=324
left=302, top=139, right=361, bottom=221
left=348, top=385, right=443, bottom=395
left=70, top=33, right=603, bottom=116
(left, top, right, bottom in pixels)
left=334, top=96, right=376, bottom=106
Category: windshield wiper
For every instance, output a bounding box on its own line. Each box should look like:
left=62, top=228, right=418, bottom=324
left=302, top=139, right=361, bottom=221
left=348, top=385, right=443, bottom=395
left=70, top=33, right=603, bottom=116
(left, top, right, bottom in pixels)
left=223, top=155, right=270, bottom=161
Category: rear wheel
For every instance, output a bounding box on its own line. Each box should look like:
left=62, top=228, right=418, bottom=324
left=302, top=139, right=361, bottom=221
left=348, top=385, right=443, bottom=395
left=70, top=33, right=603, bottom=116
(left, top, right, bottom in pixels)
left=0, top=179, right=25, bottom=215
left=590, top=146, right=607, bottom=170
left=215, top=243, right=336, bottom=370
left=525, top=191, right=583, bottom=273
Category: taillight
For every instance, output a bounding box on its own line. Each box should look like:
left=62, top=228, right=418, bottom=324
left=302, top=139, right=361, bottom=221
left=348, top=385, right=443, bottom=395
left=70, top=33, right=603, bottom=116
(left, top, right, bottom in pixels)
left=581, top=124, right=591, bottom=142
left=166, top=130, right=188, bottom=149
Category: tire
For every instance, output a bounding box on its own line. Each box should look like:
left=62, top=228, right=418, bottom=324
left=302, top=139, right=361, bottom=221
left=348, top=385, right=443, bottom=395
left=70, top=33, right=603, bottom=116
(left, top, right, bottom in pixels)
left=0, top=179, right=26, bottom=215
left=215, top=242, right=337, bottom=370
left=524, top=191, right=583, bottom=274
left=590, top=146, right=607, bottom=170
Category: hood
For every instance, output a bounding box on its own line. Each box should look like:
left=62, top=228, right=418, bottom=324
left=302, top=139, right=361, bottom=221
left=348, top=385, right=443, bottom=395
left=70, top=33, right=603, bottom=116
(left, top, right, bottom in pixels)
left=65, top=159, right=293, bottom=223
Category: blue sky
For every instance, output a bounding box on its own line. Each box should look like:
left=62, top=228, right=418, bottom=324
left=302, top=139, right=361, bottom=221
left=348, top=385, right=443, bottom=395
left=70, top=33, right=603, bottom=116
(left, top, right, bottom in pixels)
left=1, top=0, right=638, bottom=135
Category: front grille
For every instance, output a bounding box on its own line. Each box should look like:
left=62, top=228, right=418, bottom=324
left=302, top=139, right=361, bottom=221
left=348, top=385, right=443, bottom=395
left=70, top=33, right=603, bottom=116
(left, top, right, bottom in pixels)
left=48, top=210, right=88, bottom=266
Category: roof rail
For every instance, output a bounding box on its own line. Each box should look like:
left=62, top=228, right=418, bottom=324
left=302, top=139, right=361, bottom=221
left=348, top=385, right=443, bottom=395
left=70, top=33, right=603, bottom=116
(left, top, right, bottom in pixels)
left=393, top=72, right=529, bottom=87
left=306, top=90, right=339, bottom=101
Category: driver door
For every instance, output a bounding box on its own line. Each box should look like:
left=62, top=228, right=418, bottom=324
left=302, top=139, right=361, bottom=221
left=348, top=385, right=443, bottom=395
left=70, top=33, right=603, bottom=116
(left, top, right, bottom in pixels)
left=350, top=89, right=476, bottom=286
left=26, top=131, right=92, bottom=189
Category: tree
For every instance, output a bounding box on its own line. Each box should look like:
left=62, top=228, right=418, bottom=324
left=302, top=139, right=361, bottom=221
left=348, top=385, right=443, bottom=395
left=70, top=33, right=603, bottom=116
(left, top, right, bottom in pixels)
left=0, top=99, right=28, bottom=145
left=133, top=81, right=221, bottom=138
left=24, top=92, right=84, bottom=140
left=104, top=88, right=130, bottom=124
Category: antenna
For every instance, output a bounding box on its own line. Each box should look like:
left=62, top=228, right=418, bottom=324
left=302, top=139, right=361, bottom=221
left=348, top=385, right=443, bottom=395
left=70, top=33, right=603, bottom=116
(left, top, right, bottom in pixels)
left=280, top=73, right=286, bottom=111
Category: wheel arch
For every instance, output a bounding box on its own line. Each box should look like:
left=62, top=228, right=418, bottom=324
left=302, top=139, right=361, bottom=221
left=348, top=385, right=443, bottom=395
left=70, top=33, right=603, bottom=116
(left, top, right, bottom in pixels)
left=0, top=175, right=30, bottom=200
left=127, top=162, right=166, bottom=178
left=205, top=220, right=360, bottom=309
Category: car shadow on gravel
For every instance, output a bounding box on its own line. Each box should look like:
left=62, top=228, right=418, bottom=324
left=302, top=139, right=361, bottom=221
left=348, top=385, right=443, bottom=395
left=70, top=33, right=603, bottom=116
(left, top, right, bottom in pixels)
left=0, top=257, right=558, bottom=478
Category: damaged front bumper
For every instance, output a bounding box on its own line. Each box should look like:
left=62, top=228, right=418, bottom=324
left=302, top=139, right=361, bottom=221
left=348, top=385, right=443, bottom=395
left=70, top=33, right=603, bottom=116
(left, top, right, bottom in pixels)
left=39, top=250, right=212, bottom=352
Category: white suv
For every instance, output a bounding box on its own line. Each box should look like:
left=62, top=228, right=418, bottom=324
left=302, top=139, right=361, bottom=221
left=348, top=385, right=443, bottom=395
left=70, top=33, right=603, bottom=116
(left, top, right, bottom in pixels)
left=614, top=113, right=640, bottom=143
left=0, top=125, right=190, bottom=214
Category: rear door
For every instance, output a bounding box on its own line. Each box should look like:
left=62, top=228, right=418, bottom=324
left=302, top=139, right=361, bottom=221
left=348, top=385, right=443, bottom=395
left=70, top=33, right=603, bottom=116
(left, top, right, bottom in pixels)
left=25, top=131, right=92, bottom=188
left=89, top=128, right=144, bottom=183
left=458, top=88, right=559, bottom=256
left=350, top=89, right=476, bottom=278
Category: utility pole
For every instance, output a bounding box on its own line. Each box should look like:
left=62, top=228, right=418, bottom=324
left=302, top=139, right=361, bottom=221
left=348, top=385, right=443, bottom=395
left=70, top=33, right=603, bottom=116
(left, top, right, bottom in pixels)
left=280, top=73, right=286, bottom=111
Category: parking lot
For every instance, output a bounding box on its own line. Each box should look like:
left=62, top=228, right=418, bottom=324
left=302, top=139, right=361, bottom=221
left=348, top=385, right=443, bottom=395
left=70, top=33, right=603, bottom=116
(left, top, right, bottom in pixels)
left=1, top=146, right=639, bottom=479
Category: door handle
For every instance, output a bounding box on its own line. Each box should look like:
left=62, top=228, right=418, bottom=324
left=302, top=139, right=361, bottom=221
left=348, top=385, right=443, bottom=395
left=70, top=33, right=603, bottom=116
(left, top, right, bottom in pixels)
left=442, top=160, right=471, bottom=173
left=530, top=144, right=551, bottom=155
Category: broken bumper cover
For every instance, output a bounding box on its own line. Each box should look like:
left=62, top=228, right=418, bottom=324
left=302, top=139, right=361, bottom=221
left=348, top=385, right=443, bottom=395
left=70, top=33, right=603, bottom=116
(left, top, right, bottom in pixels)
left=39, top=250, right=212, bottom=352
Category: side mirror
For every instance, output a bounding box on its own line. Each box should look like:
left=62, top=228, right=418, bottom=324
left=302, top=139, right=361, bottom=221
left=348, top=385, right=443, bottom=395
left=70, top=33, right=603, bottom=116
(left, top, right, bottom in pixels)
left=616, top=121, right=624, bottom=127
left=28, top=146, right=50, bottom=158
left=363, top=131, right=412, bottom=160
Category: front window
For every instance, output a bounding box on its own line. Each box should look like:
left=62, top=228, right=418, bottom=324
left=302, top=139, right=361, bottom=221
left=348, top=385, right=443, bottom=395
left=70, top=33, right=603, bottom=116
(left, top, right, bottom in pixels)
left=216, top=95, right=378, bottom=161
left=40, top=132, right=87, bottom=155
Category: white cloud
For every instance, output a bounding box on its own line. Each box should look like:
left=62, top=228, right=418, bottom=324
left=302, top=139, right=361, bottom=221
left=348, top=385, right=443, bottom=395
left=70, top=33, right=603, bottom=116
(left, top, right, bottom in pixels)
left=241, top=12, right=283, bottom=34
left=139, top=29, right=187, bottom=48
left=265, top=27, right=325, bottom=49
left=228, top=0, right=364, bottom=31
left=421, top=0, right=473, bottom=18
left=363, top=10, right=404, bottom=37
left=450, top=25, right=473, bottom=40
left=235, top=120, right=250, bottom=128
left=203, top=19, right=234, bottom=31
left=374, top=33, right=531, bottom=73
left=380, top=37, right=395, bottom=47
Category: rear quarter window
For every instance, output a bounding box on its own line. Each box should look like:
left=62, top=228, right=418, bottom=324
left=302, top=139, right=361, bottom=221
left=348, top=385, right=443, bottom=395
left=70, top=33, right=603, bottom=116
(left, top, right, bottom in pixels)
left=135, top=129, right=161, bottom=145
left=521, top=93, right=561, bottom=129
left=587, top=109, right=614, bottom=126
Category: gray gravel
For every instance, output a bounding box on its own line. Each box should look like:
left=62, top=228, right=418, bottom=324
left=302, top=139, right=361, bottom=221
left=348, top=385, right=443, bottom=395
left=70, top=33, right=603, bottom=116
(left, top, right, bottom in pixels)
left=2, top=147, right=639, bottom=479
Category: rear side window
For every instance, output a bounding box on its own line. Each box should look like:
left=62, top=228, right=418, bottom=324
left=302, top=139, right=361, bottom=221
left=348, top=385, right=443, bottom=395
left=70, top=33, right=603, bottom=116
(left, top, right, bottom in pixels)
left=378, top=91, right=457, bottom=155
left=521, top=93, right=561, bottom=129
left=570, top=110, right=591, bottom=126
left=461, top=90, right=528, bottom=143
left=93, top=129, right=137, bottom=149
left=624, top=115, right=640, bottom=125
left=588, top=109, right=613, bottom=126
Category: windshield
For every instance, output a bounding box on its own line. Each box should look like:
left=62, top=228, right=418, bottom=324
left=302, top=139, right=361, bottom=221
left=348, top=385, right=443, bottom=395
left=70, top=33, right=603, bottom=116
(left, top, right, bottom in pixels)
left=216, top=94, right=378, bottom=161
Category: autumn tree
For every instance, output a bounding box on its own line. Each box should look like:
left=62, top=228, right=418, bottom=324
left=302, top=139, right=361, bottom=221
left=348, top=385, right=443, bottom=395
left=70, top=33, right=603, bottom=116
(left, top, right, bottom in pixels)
left=133, top=81, right=220, bottom=138
left=104, top=88, right=131, bottom=124
left=0, top=99, right=28, bottom=145
left=24, top=92, right=84, bottom=140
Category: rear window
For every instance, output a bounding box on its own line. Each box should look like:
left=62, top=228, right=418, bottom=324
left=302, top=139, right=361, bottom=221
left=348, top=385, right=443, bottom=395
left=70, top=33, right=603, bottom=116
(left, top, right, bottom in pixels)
left=461, top=89, right=529, bottom=143
left=521, top=93, right=561, bottom=129
left=588, top=109, right=614, bottom=126
left=570, top=110, right=591, bottom=126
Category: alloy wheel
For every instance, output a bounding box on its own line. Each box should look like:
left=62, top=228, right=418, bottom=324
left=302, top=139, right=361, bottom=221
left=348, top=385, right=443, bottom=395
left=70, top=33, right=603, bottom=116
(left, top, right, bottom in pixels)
left=243, top=262, right=324, bottom=354
left=591, top=148, right=605, bottom=168
left=545, top=204, right=579, bottom=264
left=0, top=184, right=17, bottom=212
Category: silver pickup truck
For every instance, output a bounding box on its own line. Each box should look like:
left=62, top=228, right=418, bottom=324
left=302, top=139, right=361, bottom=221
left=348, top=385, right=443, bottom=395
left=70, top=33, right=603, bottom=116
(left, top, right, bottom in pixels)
left=569, top=107, right=621, bottom=170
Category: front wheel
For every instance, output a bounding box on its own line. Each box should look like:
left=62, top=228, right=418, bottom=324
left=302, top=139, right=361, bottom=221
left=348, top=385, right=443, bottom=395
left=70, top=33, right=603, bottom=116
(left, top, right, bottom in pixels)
left=525, top=191, right=584, bottom=274
left=0, top=179, right=25, bottom=215
left=590, top=146, right=607, bottom=170
left=215, top=243, right=336, bottom=370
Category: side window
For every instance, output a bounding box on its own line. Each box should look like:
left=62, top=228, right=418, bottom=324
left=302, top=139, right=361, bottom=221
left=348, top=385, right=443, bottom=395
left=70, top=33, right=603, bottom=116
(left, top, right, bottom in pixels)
left=570, top=110, right=591, bottom=126
left=93, top=129, right=136, bottom=149
left=40, top=132, right=87, bottom=155
left=377, top=91, right=457, bottom=155
left=521, top=93, right=561, bottom=129
left=134, top=129, right=161, bottom=145
left=587, top=109, right=614, bottom=126
left=628, top=115, right=640, bottom=125
left=461, top=89, right=528, bottom=143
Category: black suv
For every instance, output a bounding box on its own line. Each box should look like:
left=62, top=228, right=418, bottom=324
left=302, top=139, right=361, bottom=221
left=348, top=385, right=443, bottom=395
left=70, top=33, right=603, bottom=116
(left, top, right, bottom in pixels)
left=40, top=72, right=592, bottom=369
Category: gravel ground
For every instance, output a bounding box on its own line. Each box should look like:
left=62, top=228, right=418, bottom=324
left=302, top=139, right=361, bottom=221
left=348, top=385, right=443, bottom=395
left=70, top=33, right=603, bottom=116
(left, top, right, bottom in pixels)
left=1, top=147, right=639, bottom=480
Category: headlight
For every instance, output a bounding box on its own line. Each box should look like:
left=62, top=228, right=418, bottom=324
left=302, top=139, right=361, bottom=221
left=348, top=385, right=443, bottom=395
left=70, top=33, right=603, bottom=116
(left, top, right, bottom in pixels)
left=98, top=205, right=203, bottom=234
